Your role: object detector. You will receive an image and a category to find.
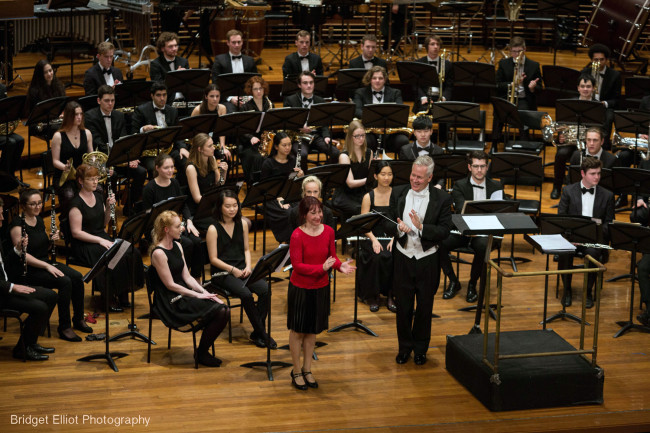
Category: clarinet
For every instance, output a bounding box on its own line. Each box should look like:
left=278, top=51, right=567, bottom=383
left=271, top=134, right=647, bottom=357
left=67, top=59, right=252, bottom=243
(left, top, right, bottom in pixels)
left=107, top=177, right=117, bottom=237
left=50, top=192, right=57, bottom=263
left=295, top=138, right=302, bottom=171
left=20, top=212, right=27, bottom=276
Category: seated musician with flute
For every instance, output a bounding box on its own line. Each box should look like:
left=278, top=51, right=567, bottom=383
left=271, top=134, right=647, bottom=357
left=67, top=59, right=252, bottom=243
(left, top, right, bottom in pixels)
left=558, top=157, right=614, bottom=309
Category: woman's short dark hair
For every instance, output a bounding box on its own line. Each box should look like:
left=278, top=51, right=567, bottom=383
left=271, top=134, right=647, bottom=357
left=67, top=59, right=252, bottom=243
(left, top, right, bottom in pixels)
left=213, top=189, right=242, bottom=223
left=298, top=196, right=323, bottom=225
left=19, top=189, right=41, bottom=207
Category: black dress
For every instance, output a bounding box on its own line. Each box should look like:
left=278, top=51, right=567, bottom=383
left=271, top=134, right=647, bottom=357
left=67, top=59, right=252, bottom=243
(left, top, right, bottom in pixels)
left=53, top=131, right=87, bottom=188
left=260, top=156, right=297, bottom=243
left=239, top=98, right=273, bottom=184
left=151, top=242, right=224, bottom=329
left=332, top=149, right=371, bottom=218
left=186, top=162, right=216, bottom=231
left=358, top=190, right=394, bottom=301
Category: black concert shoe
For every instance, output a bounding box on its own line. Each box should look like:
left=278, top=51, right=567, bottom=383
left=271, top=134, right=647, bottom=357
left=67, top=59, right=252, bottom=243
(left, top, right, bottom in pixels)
left=195, top=351, right=222, bottom=367
left=637, top=309, right=650, bottom=326
left=73, top=320, right=93, bottom=334
left=550, top=188, right=560, bottom=200
left=466, top=282, right=478, bottom=303
left=387, top=295, right=397, bottom=313
left=58, top=328, right=82, bottom=342
left=265, top=334, right=278, bottom=350
left=250, top=332, right=267, bottom=349
left=30, top=343, right=55, bottom=354
left=302, top=369, right=319, bottom=389
left=368, top=297, right=380, bottom=312
left=395, top=352, right=410, bottom=364
left=442, top=280, right=461, bottom=300
left=414, top=354, right=427, bottom=365
left=13, top=345, right=48, bottom=361
left=562, top=288, right=572, bottom=307
left=291, top=370, right=308, bottom=390
left=585, top=295, right=594, bottom=309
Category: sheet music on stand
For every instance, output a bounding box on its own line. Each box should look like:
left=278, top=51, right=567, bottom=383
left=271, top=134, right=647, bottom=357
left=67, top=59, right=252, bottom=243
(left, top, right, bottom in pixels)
left=462, top=215, right=504, bottom=231
left=82, top=239, right=131, bottom=282
left=527, top=234, right=576, bottom=252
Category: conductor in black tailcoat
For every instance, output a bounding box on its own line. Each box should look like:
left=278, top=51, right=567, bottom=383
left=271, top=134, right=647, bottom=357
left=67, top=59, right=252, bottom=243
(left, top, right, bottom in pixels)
left=150, top=32, right=190, bottom=82
left=83, top=41, right=123, bottom=96
left=282, top=30, right=324, bottom=77
left=390, top=155, right=453, bottom=366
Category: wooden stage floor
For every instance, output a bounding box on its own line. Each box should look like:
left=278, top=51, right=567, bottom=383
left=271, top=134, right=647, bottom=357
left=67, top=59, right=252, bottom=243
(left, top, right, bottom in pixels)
left=1, top=47, right=650, bottom=432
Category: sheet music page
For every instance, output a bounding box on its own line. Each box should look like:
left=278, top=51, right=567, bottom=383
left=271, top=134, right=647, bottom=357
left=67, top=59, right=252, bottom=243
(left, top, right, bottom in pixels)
left=463, top=215, right=504, bottom=231
left=275, top=249, right=291, bottom=273
left=108, top=240, right=131, bottom=270
left=490, top=190, right=503, bottom=200
left=528, top=234, right=576, bottom=251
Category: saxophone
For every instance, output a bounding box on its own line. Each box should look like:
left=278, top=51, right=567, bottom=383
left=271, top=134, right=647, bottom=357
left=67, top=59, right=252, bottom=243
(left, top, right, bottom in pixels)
left=50, top=192, right=57, bottom=263
left=20, top=213, right=27, bottom=276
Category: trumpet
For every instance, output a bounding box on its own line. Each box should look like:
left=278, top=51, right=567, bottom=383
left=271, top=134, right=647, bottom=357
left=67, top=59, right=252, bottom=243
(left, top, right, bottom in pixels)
left=508, top=52, right=522, bottom=105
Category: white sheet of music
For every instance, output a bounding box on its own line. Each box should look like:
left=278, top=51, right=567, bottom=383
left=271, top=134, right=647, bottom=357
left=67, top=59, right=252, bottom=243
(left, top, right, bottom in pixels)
left=528, top=234, right=576, bottom=252
left=463, top=215, right=504, bottom=231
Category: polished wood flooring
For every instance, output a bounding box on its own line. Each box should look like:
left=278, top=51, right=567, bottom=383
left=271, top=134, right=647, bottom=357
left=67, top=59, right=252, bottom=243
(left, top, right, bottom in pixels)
left=2, top=47, right=650, bottom=433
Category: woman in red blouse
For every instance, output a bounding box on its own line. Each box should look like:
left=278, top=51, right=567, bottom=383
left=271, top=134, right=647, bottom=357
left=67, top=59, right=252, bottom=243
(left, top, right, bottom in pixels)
left=288, top=196, right=355, bottom=390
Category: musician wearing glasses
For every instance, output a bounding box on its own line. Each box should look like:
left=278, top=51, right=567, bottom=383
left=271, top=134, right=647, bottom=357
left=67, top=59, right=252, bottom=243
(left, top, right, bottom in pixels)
left=150, top=32, right=189, bottom=82
left=83, top=42, right=123, bottom=96
left=282, top=31, right=324, bottom=77
left=85, top=85, right=146, bottom=216
left=557, top=157, right=614, bottom=309
left=283, top=71, right=340, bottom=170
left=9, top=190, right=92, bottom=342
left=414, top=35, right=453, bottom=113
left=348, top=34, right=387, bottom=70
left=211, top=29, right=258, bottom=112
left=495, top=37, right=541, bottom=111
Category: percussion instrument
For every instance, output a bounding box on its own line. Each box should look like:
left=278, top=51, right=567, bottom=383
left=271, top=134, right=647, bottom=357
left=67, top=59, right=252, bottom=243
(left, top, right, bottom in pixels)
left=210, top=0, right=270, bottom=58
left=291, top=0, right=327, bottom=29
left=583, top=0, right=650, bottom=63
left=107, top=0, right=152, bottom=14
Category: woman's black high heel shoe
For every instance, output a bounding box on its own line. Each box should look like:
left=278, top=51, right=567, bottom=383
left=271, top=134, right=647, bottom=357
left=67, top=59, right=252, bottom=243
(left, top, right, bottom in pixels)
left=291, top=370, right=308, bottom=391
left=302, top=369, right=318, bottom=389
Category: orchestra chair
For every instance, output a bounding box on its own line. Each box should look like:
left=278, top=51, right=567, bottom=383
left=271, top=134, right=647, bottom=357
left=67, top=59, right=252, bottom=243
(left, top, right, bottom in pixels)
left=491, top=97, right=546, bottom=156
left=0, top=309, right=27, bottom=361
left=204, top=280, right=244, bottom=344
left=145, top=268, right=214, bottom=369
left=445, top=110, right=487, bottom=154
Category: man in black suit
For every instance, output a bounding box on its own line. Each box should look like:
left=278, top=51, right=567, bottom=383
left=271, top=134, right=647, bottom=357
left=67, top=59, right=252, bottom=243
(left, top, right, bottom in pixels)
left=85, top=85, right=146, bottom=215
left=568, top=127, right=619, bottom=168
left=283, top=72, right=339, bottom=170
left=630, top=191, right=650, bottom=327
left=131, top=82, right=188, bottom=180
left=0, top=198, right=57, bottom=360
left=353, top=66, right=409, bottom=153
left=390, top=155, right=453, bottom=366
left=211, top=29, right=259, bottom=112
left=398, top=115, right=444, bottom=161
left=348, top=34, right=387, bottom=70
left=558, top=157, right=614, bottom=308
left=83, top=41, right=123, bottom=96
left=496, top=37, right=542, bottom=111
left=150, top=32, right=190, bottom=82
left=413, top=34, right=453, bottom=113
left=440, top=151, right=504, bottom=302
left=580, top=44, right=621, bottom=149
left=282, top=30, right=324, bottom=77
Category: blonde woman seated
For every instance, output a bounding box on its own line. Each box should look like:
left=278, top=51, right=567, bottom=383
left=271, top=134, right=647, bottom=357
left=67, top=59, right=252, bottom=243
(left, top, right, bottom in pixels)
left=150, top=210, right=229, bottom=367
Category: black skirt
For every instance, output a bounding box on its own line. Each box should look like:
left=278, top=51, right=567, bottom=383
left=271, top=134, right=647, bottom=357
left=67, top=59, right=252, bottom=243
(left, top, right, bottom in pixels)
left=287, top=282, right=329, bottom=334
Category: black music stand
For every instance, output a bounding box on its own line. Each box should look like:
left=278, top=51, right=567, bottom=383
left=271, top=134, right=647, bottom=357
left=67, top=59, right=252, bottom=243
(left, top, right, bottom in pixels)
left=165, top=69, right=211, bottom=106
left=307, top=163, right=356, bottom=201
left=282, top=75, right=328, bottom=98
left=537, top=215, right=599, bottom=326
left=240, top=244, right=292, bottom=381
left=25, top=96, right=68, bottom=159
left=106, top=132, right=147, bottom=220
left=328, top=213, right=383, bottom=337
left=361, top=103, right=410, bottom=151
left=242, top=175, right=288, bottom=254
left=608, top=222, right=650, bottom=337
left=623, top=77, right=650, bottom=109
left=438, top=2, right=482, bottom=61
left=538, top=1, right=580, bottom=65
left=0, top=171, right=19, bottom=192
left=335, top=68, right=367, bottom=101
left=141, top=126, right=182, bottom=156
left=432, top=101, right=481, bottom=150
left=77, top=239, right=130, bottom=372
left=193, top=185, right=237, bottom=222
left=114, top=80, right=152, bottom=111
left=396, top=61, right=439, bottom=107
left=144, top=196, right=188, bottom=237
left=216, top=72, right=261, bottom=111
left=177, top=114, right=219, bottom=141
left=613, top=111, right=650, bottom=167
left=539, top=66, right=580, bottom=107
left=212, top=111, right=262, bottom=137
left=308, top=102, right=356, bottom=157
left=0, top=95, right=26, bottom=181
left=259, top=107, right=310, bottom=133
left=451, top=62, right=496, bottom=103
left=109, top=212, right=153, bottom=344
left=368, top=160, right=411, bottom=186
left=431, top=154, right=467, bottom=190
left=555, top=100, right=606, bottom=154
left=47, top=0, right=90, bottom=88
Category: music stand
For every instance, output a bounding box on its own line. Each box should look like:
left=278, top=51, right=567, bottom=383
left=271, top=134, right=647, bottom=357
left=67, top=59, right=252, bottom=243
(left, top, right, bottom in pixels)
left=106, top=132, right=147, bottom=216
left=114, top=80, right=152, bottom=111
left=242, top=175, right=288, bottom=254
left=259, top=107, right=310, bottom=133
left=431, top=154, right=467, bottom=190
left=141, top=126, right=182, bottom=156
left=539, top=66, right=580, bottom=107
left=25, top=96, right=68, bottom=159
left=335, top=68, right=367, bottom=101
left=328, top=213, right=383, bottom=336
left=0, top=95, right=26, bottom=181
left=165, top=69, right=211, bottom=106
left=282, top=75, right=328, bottom=98
left=438, top=2, right=482, bottom=61
left=0, top=171, right=19, bottom=192
left=193, top=185, right=238, bottom=222
left=555, top=100, right=606, bottom=155
left=608, top=222, right=650, bottom=337
left=212, top=111, right=262, bottom=137
left=240, top=244, right=292, bottom=381
left=396, top=61, right=439, bottom=107
left=538, top=1, right=580, bottom=65
left=216, top=72, right=261, bottom=111
left=109, top=212, right=153, bottom=344
left=47, top=0, right=90, bottom=88
left=177, top=114, right=219, bottom=141
left=77, top=239, right=130, bottom=372
left=613, top=111, right=650, bottom=167
left=538, top=215, right=599, bottom=326
left=622, top=77, right=650, bottom=109
left=308, top=102, right=356, bottom=156
left=361, top=103, right=410, bottom=151
left=451, top=62, right=497, bottom=103
left=432, top=101, right=481, bottom=150
left=307, top=164, right=354, bottom=201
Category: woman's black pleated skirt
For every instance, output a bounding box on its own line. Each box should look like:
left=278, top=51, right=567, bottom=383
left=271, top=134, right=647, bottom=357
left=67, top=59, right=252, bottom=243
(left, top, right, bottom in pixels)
left=287, top=282, right=330, bottom=334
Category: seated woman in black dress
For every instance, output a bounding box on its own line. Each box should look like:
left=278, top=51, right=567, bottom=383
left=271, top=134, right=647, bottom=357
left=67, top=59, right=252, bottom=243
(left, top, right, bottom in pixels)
left=10, top=189, right=93, bottom=342
left=142, top=153, right=203, bottom=282
left=206, top=189, right=276, bottom=349
left=260, top=132, right=304, bottom=243
left=332, top=120, right=372, bottom=219
left=150, top=210, right=229, bottom=367
left=240, top=76, right=274, bottom=184
left=190, top=84, right=230, bottom=161
left=185, top=133, right=228, bottom=231
left=358, top=161, right=396, bottom=313
left=68, top=164, right=144, bottom=311
left=51, top=101, right=94, bottom=215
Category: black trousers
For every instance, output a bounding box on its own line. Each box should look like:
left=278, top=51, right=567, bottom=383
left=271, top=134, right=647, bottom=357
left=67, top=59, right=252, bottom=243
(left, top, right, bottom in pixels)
left=393, top=248, right=439, bottom=356
left=0, top=133, right=24, bottom=176
left=559, top=246, right=608, bottom=297
left=3, top=286, right=57, bottom=347
left=113, top=164, right=147, bottom=213
left=212, top=274, right=269, bottom=337
left=553, top=145, right=577, bottom=191
left=637, top=253, right=650, bottom=308
left=439, top=234, right=501, bottom=285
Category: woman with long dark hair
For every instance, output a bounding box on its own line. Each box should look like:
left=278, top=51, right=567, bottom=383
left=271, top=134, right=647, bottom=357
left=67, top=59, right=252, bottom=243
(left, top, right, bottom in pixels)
left=191, top=84, right=230, bottom=160
left=27, top=59, right=65, bottom=112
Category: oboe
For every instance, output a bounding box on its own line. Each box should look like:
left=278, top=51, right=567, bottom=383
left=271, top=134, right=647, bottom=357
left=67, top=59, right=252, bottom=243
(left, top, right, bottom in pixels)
left=20, top=212, right=27, bottom=276
left=50, top=192, right=57, bottom=263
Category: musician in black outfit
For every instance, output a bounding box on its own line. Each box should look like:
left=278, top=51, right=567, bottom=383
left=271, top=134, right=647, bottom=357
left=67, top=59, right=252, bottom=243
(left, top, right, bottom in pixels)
left=440, top=151, right=504, bottom=302
left=282, top=31, right=324, bottom=77
left=0, top=197, right=57, bottom=361
left=348, top=34, right=387, bottom=70
left=0, top=85, right=26, bottom=186
left=150, top=32, right=189, bottom=82
left=568, top=127, right=619, bottom=168
left=211, top=29, right=258, bottom=112
left=496, top=37, right=542, bottom=111
left=353, top=66, right=409, bottom=153
left=25, top=59, right=66, bottom=144
left=414, top=35, right=453, bottom=113
left=630, top=171, right=650, bottom=326
left=398, top=116, right=444, bottom=161
left=85, top=85, right=146, bottom=216
left=283, top=71, right=339, bottom=170
left=83, top=42, right=123, bottom=96
left=390, top=155, right=453, bottom=366
left=558, top=157, right=614, bottom=309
